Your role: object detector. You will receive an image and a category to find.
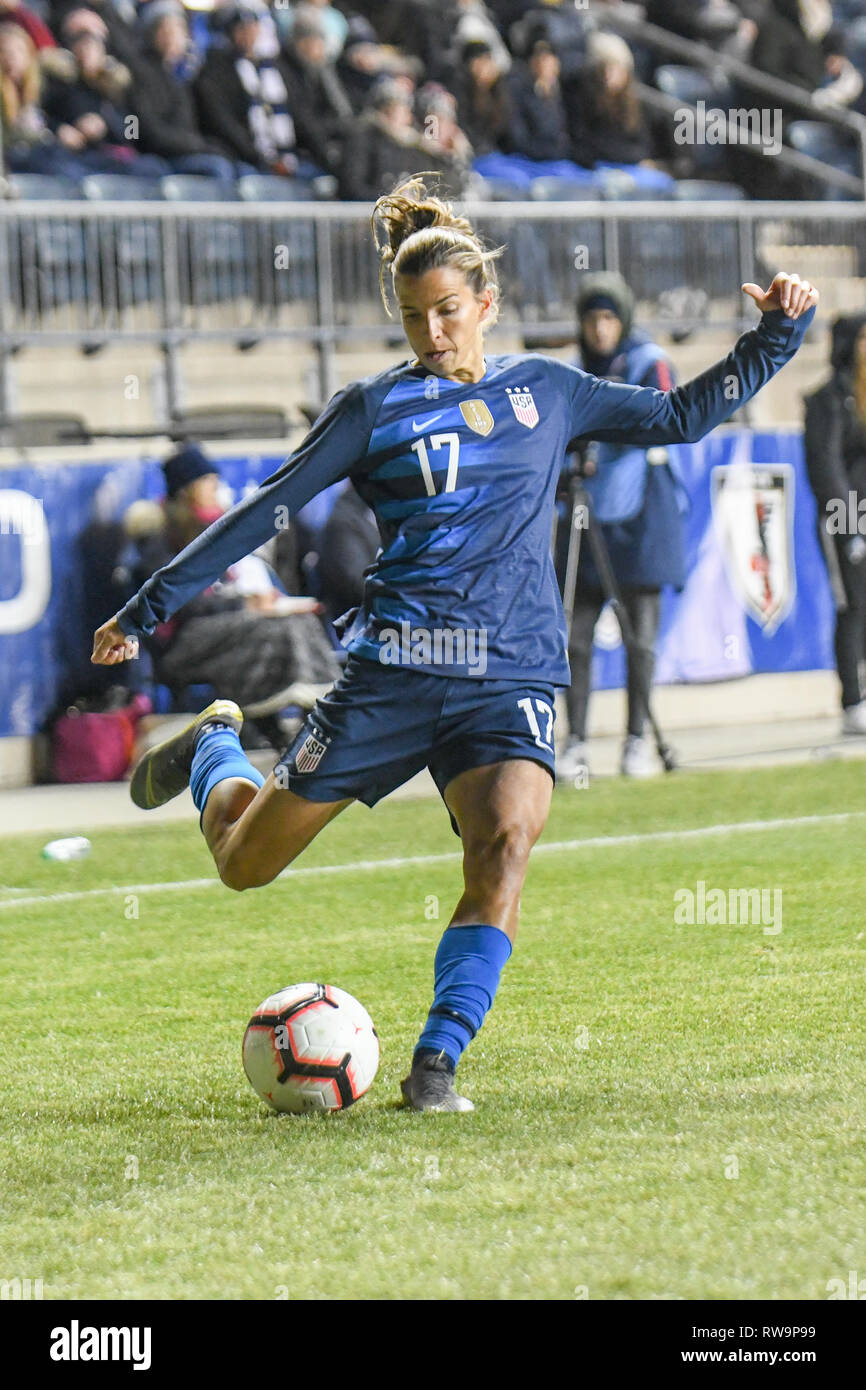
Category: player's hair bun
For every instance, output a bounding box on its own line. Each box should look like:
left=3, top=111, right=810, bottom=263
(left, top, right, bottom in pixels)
left=371, top=175, right=502, bottom=321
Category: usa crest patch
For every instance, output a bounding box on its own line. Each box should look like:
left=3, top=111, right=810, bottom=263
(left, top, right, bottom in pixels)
left=506, top=386, right=539, bottom=429
left=293, top=728, right=330, bottom=774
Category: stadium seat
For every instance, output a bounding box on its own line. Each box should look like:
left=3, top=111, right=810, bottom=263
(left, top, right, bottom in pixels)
left=237, top=175, right=316, bottom=203
left=170, top=405, right=289, bottom=439
left=529, top=178, right=603, bottom=201
left=672, top=181, right=746, bottom=200
left=0, top=413, right=90, bottom=447
left=654, top=64, right=732, bottom=107
left=5, top=175, right=83, bottom=201
left=80, top=175, right=165, bottom=202
left=475, top=177, right=532, bottom=201
left=787, top=120, right=861, bottom=199
left=160, top=176, right=237, bottom=202
left=845, top=16, right=866, bottom=78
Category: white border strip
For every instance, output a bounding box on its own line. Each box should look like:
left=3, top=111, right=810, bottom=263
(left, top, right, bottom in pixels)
left=0, top=810, right=861, bottom=912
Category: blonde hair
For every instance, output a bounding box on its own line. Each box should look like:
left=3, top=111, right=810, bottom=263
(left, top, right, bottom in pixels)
left=371, top=175, right=502, bottom=323
left=0, top=23, right=40, bottom=128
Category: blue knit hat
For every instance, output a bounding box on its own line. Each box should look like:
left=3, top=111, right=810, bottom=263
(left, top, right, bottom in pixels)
left=162, top=444, right=218, bottom=498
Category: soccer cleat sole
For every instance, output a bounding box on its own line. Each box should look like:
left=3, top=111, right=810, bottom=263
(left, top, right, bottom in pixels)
left=129, top=699, right=243, bottom=810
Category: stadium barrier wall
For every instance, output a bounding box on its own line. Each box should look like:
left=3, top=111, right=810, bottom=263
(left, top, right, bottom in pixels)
left=0, top=429, right=834, bottom=774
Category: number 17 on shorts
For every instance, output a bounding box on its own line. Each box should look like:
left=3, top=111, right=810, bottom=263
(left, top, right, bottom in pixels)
left=518, top=696, right=555, bottom=751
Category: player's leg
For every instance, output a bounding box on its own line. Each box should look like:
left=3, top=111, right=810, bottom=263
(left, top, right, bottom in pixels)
left=201, top=771, right=350, bottom=891
left=402, top=758, right=552, bottom=1112
left=129, top=699, right=352, bottom=889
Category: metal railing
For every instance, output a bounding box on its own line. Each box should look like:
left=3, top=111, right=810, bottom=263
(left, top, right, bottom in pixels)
left=0, top=198, right=860, bottom=419
left=593, top=0, right=866, bottom=194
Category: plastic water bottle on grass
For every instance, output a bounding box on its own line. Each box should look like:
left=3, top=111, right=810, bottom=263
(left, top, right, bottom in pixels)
left=41, top=837, right=91, bottom=862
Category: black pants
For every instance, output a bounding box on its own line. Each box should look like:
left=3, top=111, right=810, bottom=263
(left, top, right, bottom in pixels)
left=824, top=529, right=866, bottom=709
left=567, top=588, right=661, bottom=740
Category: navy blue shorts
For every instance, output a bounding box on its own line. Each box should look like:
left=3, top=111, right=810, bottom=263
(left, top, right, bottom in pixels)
left=275, top=655, right=556, bottom=830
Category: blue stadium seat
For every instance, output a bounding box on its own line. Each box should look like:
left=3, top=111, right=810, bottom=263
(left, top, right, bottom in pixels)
left=160, top=175, right=237, bottom=202
left=80, top=175, right=165, bottom=202
left=654, top=64, right=732, bottom=107
left=237, top=175, right=316, bottom=202
left=787, top=120, right=858, bottom=168
left=844, top=14, right=866, bottom=72
left=475, top=176, right=531, bottom=201
left=5, top=175, right=83, bottom=201
left=529, top=178, right=603, bottom=201
left=672, top=180, right=746, bottom=200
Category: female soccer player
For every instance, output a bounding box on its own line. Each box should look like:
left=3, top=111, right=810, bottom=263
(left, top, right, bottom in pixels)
left=92, top=178, right=818, bottom=1112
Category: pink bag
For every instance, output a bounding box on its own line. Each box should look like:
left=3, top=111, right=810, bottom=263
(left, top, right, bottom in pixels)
left=52, top=694, right=151, bottom=783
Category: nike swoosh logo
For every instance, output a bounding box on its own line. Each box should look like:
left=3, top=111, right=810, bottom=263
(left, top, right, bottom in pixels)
left=412, top=414, right=444, bottom=432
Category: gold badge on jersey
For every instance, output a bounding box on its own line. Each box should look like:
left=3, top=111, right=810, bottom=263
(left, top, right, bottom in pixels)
left=459, top=399, right=494, bottom=436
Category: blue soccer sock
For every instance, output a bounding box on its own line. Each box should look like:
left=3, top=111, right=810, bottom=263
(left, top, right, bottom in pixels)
left=189, top=724, right=264, bottom=815
left=415, top=924, right=512, bottom=1068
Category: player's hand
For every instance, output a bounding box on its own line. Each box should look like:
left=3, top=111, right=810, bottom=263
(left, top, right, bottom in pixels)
left=91, top=617, right=139, bottom=665
left=742, top=272, right=819, bottom=319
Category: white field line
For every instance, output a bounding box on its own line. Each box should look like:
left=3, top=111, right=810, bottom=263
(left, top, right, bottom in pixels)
left=0, top=809, right=862, bottom=912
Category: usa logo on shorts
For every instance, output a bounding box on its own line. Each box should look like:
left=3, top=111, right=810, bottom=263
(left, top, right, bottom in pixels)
left=294, top=728, right=330, bottom=774
left=506, top=386, right=539, bottom=429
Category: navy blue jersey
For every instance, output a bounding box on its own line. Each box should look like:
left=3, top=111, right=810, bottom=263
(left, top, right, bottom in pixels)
left=116, top=307, right=814, bottom=685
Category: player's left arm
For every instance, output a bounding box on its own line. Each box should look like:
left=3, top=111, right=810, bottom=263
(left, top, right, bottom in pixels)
left=567, top=273, right=818, bottom=448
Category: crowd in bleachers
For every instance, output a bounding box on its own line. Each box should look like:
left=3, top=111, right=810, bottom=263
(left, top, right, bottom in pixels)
left=1, top=0, right=865, bottom=200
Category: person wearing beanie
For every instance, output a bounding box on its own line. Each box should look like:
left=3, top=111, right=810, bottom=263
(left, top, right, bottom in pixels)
left=557, top=272, right=687, bottom=780
left=128, top=1, right=238, bottom=178
left=115, top=445, right=339, bottom=748
left=278, top=3, right=352, bottom=176
left=272, top=0, right=348, bottom=64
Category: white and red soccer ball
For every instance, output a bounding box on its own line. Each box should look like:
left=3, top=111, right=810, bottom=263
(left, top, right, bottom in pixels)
left=243, top=982, right=379, bottom=1113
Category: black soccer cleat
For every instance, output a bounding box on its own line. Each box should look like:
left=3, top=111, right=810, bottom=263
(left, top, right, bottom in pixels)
left=400, top=1050, right=475, bottom=1113
left=129, top=699, right=243, bottom=810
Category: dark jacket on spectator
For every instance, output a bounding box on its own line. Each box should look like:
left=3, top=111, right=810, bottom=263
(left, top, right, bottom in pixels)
left=339, top=110, right=460, bottom=201
left=804, top=313, right=866, bottom=515
left=504, top=58, right=570, bottom=162
left=281, top=45, right=353, bottom=172
left=453, top=67, right=511, bottom=155
left=194, top=46, right=329, bottom=170
left=318, top=485, right=380, bottom=622
left=564, top=66, right=653, bottom=167
left=751, top=0, right=836, bottom=93
left=42, top=47, right=132, bottom=145
left=129, top=46, right=218, bottom=160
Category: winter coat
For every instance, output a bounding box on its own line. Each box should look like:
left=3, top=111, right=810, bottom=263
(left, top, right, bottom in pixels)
left=128, top=47, right=218, bottom=159
left=804, top=313, right=866, bottom=514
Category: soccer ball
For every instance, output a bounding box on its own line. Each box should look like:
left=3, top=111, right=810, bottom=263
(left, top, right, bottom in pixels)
left=243, top=982, right=379, bottom=1113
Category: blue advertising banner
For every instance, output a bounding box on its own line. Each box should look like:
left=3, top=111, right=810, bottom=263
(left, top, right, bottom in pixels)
left=0, top=430, right=836, bottom=739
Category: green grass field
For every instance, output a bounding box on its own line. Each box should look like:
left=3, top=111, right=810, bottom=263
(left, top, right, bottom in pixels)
left=1, top=762, right=864, bottom=1301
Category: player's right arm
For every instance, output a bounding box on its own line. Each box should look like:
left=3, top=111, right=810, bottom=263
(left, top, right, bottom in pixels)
left=565, top=273, right=818, bottom=450
left=91, top=382, right=376, bottom=665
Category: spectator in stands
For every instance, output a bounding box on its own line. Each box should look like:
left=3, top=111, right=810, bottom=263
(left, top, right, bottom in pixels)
left=453, top=38, right=511, bottom=156
left=278, top=4, right=352, bottom=175
left=751, top=0, right=862, bottom=109
left=119, top=444, right=340, bottom=747
left=505, top=38, right=570, bottom=163
left=272, top=0, right=347, bottom=63
left=0, top=0, right=55, bottom=50
left=194, top=2, right=329, bottom=178
left=416, top=83, right=473, bottom=181
left=395, top=0, right=510, bottom=86
left=0, top=22, right=84, bottom=174
left=339, top=76, right=464, bottom=200
left=129, top=1, right=237, bottom=179
left=804, top=314, right=866, bottom=735
left=565, top=31, right=665, bottom=174
left=558, top=273, right=685, bottom=781
left=41, top=20, right=169, bottom=175
left=52, top=1, right=143, bottom=73
left=336, top=15, right=419, bottom=115
left=317, top=484, right=380, bottom=624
